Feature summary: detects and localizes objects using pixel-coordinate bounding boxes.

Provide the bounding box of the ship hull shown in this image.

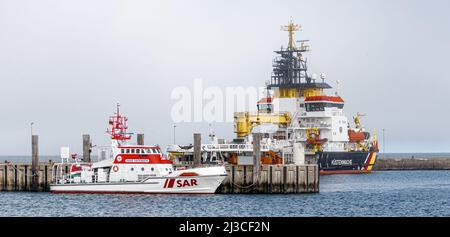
[50,175,226,194]
[318,151,377,175]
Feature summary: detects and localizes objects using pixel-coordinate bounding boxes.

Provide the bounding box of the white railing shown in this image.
[203,143,273,152]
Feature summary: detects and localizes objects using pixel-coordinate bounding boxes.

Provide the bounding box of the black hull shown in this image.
[317,151,377,174]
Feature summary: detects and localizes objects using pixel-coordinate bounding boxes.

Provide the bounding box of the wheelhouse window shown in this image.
[306,103,324,112]
[257,104,273,113]
[306,102,344,111]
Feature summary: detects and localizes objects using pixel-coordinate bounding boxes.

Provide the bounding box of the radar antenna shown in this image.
[281,17,301,50]
[106,103,132,143]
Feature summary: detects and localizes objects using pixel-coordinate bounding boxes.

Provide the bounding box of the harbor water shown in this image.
[1,170,449,217]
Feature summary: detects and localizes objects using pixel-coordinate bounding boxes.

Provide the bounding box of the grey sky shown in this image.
[1,0,449,155]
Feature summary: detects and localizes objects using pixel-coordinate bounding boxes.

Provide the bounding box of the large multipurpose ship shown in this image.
[168,20,378,174]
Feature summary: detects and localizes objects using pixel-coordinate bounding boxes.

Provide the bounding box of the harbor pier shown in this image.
[0,162,69,192]
[218,164,319,194]
[0,162,319,193]
[0,133,319,193]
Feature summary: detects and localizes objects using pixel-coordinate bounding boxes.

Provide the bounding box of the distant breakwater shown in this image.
[374,158,450,170]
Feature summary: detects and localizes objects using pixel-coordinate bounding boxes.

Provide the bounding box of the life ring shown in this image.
[112,165,119,172]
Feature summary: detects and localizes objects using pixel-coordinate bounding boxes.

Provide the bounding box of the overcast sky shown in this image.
[1,0,449,155]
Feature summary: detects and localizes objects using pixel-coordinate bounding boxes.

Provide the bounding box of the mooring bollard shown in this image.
[193,133,201,167]
[31,135,39,192]
[252,133,261,187]
[83,134,91,162]
[137,134,144,145]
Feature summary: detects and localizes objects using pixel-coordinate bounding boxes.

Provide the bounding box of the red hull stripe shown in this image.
[51,191,214,195]
[320,170,371,175]
[363,152,376,171]
[167,179,175,188]
[179,172,199,177]
[163,179,169,188]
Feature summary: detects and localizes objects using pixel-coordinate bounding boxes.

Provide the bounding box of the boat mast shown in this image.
[106,103,132,145]
[269,19,331,96]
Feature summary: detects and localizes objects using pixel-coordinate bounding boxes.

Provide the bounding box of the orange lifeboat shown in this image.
[307,137,328,145]
[348,129,366,142]
[306,128,328,145]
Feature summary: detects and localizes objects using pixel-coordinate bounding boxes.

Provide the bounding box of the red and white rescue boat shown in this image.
[50,104,227,194]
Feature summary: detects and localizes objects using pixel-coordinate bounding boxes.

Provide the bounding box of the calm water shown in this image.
[0,170,449,217]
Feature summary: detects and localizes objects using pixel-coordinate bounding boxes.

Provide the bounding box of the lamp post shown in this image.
[30,122,34,136]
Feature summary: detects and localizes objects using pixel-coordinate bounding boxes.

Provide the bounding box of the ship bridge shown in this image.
[304,96,345,112]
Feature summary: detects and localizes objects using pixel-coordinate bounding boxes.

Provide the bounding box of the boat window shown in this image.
[131,149,135,153]
[121,149,124,153]
[136,149,140,154]
[152,149,158,153]
[306,102,344,112]
[306,103,324,112]
[131,167,134,171]
[146,149,152,153]
[257,104,273,113]
[151,167,154,171]
[141,167,144,171]
[126,149,130,154]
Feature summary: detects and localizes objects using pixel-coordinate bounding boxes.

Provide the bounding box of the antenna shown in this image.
[281,17,301,50]
[320,73,326,81]
[107,103,132,143]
